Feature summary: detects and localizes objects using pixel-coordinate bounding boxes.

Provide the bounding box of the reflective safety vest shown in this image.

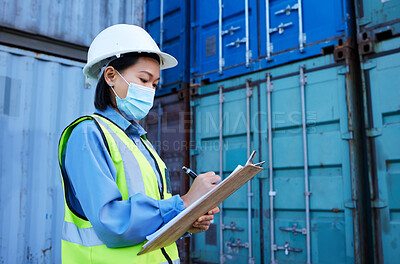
[58,114,179,264]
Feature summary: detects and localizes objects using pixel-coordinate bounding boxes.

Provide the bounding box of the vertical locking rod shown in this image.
[246,79,254,264]
[218,0,224,74]
[265,0,272,60]
[245,0,250,67]
[300,65,311,264]
[159,0,164,86]
[266,73,276,264]
[297,0,305,52]
[219,85,225,264]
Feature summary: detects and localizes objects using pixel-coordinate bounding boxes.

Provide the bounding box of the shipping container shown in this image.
[0,45,93,263]
[0,0,144,47]
[355,0,400,59]
[1,1,399,263]
[190,52,369,263]
[355,0,400,29]
[359,36,400,263]
[145,0,190,96]
[190,0,353,84]
[142,90,192,262]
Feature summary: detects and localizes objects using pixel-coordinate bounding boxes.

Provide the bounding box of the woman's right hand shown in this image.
[180,171,221,208]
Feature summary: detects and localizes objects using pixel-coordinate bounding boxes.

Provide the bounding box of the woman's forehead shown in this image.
[125,57,160,75]
[129,57,160,71]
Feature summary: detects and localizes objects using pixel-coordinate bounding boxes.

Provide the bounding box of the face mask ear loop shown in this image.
[109,83,120,99]
[115,70,130,86]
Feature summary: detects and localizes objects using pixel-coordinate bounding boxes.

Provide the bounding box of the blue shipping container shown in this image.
[145,0,190,96]
[190,0,352,84]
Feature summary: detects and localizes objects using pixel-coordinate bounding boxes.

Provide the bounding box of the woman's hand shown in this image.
[188,207,220,233]
[180,171,221,208]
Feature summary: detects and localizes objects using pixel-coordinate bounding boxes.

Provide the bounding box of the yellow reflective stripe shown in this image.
[93,115,160,199]
[95,121,129,200]
[62,240,180,263]
[93,116,147,196]
[62,221,104,247]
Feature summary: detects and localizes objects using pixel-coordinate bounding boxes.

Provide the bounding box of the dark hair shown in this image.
[94,52,160,111]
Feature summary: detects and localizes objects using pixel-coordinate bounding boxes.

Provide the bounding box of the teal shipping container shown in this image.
[359,36,400,263]
[190,34,400,264]
[191,54,358,264]
[355,0,400,29]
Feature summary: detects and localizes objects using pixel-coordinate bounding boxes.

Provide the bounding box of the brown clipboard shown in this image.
[138,151,264,255]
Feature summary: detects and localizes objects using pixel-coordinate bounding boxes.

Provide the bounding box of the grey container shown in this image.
[0,0,144,47]
[0,44,94,263]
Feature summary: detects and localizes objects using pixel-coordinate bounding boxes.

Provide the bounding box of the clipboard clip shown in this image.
[246,150,257,165]
[245,150,266,167]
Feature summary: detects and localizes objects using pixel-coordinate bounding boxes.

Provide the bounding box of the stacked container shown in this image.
[0,0,399,263]
[0,0,143,263]
[145,0,190,96]
[190,0,350,84]
[143,0,192,261]
[355,0,400,263]
[187,0,400,263]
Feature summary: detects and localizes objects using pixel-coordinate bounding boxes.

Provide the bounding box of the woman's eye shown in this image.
[153,83,158,89]
[140,78,148,83]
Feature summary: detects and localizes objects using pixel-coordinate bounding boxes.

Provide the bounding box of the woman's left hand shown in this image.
[188,207,220,233]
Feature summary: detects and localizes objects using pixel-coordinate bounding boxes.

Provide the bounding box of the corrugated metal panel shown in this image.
[142,91,191,262]
[360,36,400,264]
[0,45,94,263]
[355,0,400,58]
[191,54,359,263]
[356,0,400,28]
[144,93,189,195]
[145,0,190,96]
[0,0,144,47]
[190,0,351,83]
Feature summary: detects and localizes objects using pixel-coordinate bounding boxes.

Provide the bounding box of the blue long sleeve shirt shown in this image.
[63,106,186,248]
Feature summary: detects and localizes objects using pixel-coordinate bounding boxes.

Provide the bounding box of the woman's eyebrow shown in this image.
[139,70,160,80]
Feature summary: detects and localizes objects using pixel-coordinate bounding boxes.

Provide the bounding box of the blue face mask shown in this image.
[110,70,155,120]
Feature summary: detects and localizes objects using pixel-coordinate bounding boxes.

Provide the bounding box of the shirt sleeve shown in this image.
[64,120,186,248]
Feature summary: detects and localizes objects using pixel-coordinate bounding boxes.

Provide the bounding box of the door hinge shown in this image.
[366,127,382,138]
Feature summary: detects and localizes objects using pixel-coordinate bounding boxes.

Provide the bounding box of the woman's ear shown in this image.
[104,66,116,86]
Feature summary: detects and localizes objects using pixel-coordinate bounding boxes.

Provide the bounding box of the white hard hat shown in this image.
[83,24,178,80]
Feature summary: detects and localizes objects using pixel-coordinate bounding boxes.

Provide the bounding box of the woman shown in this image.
[58,24,220,264]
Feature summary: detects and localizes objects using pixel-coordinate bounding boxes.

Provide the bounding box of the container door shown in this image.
[0,44,90,263]
[363,50,400,263]
[192,0,220,77]
[192,0,250,77]
[146,0,189,96]
[192,84,259,263]
[258,0,345,60]
[356,0,400,27]
[221,0,248,69]
[259,63,356,263]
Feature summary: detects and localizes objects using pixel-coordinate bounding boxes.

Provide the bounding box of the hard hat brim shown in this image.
[83,49,178,80]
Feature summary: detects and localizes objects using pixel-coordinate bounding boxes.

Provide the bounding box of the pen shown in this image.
[182,166,214,221]
[182,166,198,180]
